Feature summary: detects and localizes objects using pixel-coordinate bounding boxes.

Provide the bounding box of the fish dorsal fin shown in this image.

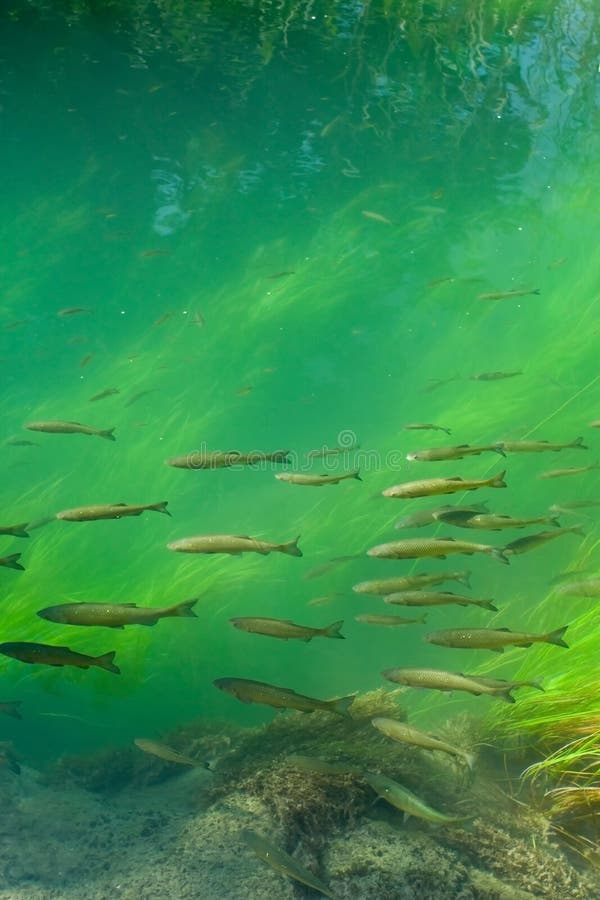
[111,502,128,507]
[441,536,456,541]
[116,603,138,607]
[447,477,464,482]
[497,627,512,632]
[67,421,84,425]
[457,444,469,448]
[233,534,253,540]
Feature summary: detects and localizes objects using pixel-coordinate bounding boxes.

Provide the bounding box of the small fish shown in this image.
[547,257,568,270]
[230,617,344,641]
[353,571,471,595]
[140,249,171,258]
[89,388,120,402]
[56,501,170,522]
[275,470,361,487]
[554,579,600,598]
[384,591,497,611]
[355,613,427,626]
[165,449,290,469]
[421,375,459,393]
[550,501,600,517]
[153,312,173,327]
[503,525,584,556]
[124,389,158,407]
[395,504,488,529]
[425,624,569,652]
[285,755,362,777]
[214,677,355,717]
[469,371,523,381]
[436,510,560,531]
[589,420,600,429]
[4,439,39,447]
[168,534,302,557]
[365,773,467,825]
[0,523,29,538]
[0,553,24,571]
[37,597,198,628]
[0,701,23,719]
[303,556,360,580]
[404,423,451,435]
[242,830,337,899]
[382,667,517,702]
[134,738,208,768]
[306,593,343,607]
[426,277,455,288]
[367,536,508,564]
[383,470,507,499]
[25,420,116,441]
[478,288,540,301]
[361,209,394,225]
[0,641,120,673]
[538,464,600,479]
[79,353,94,368]
[371,717,475,770]
[462,674,544,694]
[57,306,92,317]
[496,436,587,453]
[235,385,254,397]
[4,319,29,330]
[406,444,504,462]
[266,271,296,279]
[306,444,359,459]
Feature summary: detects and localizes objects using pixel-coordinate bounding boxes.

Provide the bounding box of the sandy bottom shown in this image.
[1,760,599,900]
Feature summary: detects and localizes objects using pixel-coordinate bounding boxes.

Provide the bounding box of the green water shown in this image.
[0,0,598,770]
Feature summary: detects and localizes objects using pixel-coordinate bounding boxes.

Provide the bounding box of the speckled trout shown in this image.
[371,717,475,770]
[382,667,517,702]
[425,625,569,652]
[383,470,506,498]
[213,677,355,717]
[353,571,471,595]
[167,534,302,557]
[24,420,116,440]
[367,536,508,564]
[365,773,468,825]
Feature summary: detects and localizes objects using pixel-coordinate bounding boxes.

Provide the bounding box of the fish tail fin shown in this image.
[280,536,302,557]
[546,625,569,648]
[8,523,29,538]
[490,469,507,488]
[149,501,171,517]
[492,444,506,457]
[572,436,587,449]
[548,516,561,527]
[458,571,471,587]
[95,651,120,674]
[2,553,24,571]
[1,701,23,719]
[490,548,509,565]
[352,470,362,481]
[99,427,117,441]
[443,427,452,435]
[463,752,476,772]
[532,288,541,295]
[417,614,428,624]
[323,620,345,639]
[329,693,356,718]
[529,679,545,692]
[570,524,586,536]
[479,599,498,611]
[168,597,199,618]
[496,689,516,704]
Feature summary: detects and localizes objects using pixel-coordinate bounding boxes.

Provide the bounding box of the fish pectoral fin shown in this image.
[520,642,533,648]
